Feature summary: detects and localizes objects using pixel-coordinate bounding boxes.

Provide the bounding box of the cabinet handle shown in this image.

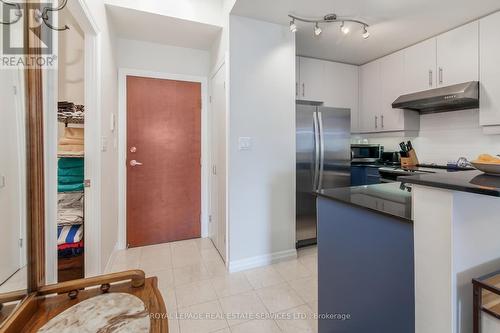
[302,83,305,97]
[439,67,443,85]
[296,82,298,97]
[381,115,384,128]
[429,70,433,87]
[375,116,378,129]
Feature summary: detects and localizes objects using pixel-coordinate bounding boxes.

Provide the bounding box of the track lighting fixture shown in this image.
[288,13,370,39]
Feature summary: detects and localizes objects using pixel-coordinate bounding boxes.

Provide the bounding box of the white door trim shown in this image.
[117,68,210,250]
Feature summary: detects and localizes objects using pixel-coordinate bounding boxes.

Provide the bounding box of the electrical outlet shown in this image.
[238,137,252,151]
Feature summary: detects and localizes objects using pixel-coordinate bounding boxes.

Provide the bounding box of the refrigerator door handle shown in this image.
[317,111,325,191]
[313,111,320,191]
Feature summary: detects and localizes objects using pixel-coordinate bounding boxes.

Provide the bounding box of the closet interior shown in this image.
[56,7,85,282]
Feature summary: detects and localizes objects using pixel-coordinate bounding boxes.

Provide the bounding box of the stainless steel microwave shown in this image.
[351,144,383,163]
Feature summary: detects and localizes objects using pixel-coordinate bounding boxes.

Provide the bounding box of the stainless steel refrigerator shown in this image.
[296,102,351,247]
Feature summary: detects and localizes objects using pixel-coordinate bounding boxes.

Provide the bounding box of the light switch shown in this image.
[238,137,252,151]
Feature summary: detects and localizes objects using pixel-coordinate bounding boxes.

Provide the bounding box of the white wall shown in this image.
[104,0,223,27]
[85,0,119,272]
[59,9,85,105]
[116,38,210,76]
[228,15,296,269]
[354,110,500,164]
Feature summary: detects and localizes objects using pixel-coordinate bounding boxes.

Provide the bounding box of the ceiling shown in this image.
[231,0,500,65]
[106,5,222,51]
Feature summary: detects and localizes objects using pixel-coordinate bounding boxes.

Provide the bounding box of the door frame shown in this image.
[45,0,102,282]
[117,68,209,249]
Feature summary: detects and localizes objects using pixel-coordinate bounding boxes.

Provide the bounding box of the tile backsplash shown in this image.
[353,109,500,164]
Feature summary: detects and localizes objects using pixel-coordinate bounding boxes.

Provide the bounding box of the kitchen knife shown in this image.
[400,142,407,153]
[407,141,413,151]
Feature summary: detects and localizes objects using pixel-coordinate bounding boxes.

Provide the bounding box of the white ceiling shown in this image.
[231,0,500,65]
[106,5,222,51]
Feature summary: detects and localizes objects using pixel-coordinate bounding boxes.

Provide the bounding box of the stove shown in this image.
[378,164,473,183]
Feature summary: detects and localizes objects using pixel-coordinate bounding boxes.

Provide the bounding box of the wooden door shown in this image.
[126,76,201,247]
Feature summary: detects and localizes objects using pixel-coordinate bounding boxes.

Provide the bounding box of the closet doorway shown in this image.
[124,75,204,248]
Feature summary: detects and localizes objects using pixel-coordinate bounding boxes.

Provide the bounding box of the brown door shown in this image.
[126,76,201,247]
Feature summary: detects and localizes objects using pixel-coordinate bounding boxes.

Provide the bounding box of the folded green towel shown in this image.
[58,167,84,177]
[58,183,84,193]
[58,175,84,184]
[58,158,84,169]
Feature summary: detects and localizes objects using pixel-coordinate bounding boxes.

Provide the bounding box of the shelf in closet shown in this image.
[57,154,84,158]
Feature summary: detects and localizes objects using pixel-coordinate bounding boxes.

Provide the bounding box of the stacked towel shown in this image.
[58,157,84,192]
[58,101,84,124]
[58,127,84,156]
[57,224,84,245]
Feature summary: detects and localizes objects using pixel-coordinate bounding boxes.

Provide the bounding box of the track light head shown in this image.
[290,19,297,33]
[340,21,350,34]
[314,23,322,36]
[362,26,370,39]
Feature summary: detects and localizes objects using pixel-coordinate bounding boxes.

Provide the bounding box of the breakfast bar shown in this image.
[400,170,500,333]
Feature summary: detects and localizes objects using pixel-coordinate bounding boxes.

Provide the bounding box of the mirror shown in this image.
[0,0,28,319]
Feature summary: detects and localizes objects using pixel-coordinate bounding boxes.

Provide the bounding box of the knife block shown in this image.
[401,149,419,167]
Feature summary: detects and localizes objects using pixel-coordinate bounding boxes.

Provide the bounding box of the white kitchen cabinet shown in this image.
[404,38,437,93]
[436,21,479,87]
[380,51,406,131]
[323,61,359,132]
[479,11,500,127]
[359,60,382,132]
[298,56,325,102]
[295,56,300,99]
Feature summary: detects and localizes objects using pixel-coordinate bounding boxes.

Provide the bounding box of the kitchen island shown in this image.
[398,170,500,333]
[316,182,415,333]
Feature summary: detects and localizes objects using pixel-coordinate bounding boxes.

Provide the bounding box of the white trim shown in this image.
[228,249,297,273]
[117,68,210,249]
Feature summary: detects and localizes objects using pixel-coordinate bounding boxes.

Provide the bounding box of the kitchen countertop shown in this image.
[316,182,412,221]
[399,170,500,197]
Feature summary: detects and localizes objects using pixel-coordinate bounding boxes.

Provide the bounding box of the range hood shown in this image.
[392,81,479,114]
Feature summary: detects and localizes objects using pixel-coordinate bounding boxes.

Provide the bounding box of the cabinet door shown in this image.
[437,21,479,86]
[295,56,300,99]
[480,12,500,126]
[380,51,405,131]
[359,60,381,132]
[324,62,359,132]
[299,57,325,102]
[404,38,437,93]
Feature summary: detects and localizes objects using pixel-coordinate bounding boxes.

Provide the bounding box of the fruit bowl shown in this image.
[471,162,500,176]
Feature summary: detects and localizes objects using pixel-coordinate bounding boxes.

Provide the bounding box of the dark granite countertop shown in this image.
[316,182,412,221]
[399,170,500,197]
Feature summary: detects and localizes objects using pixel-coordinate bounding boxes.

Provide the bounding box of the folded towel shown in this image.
[63,127,84,140]
[57,224,83,245]
[58,144,84,155]
[58,183,84,193]
[58,175,84,184]
[58,192,84,209]
[58,158,84,169]
[58,240,84,250]
[58,208,83,226]
[58,167,84,177]
[58,137,84,145]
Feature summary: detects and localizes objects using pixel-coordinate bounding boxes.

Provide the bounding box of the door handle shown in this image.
[313,112,320,191]
[302,83,305,97]
[375,116,378,129]
[317,111,325,191]
[439,67,443,85]
[130,160,143,166]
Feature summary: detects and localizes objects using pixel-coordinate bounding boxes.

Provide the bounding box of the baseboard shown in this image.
[228,248,297,273]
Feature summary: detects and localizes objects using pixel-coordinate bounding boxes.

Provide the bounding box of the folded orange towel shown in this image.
[59,137,84,145]
[64,127,84,140]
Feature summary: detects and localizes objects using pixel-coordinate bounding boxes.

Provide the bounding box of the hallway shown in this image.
[106,240,318,333]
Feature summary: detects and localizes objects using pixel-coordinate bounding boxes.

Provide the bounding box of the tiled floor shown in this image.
[0,266,27,294]
[106,238,318,333]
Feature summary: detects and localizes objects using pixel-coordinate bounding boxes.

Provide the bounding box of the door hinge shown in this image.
[13,85,17,95]
[212,165,217,175]
[126,243,130,249]
[19,238,23,248]
[209,215,212,223]
[209,96,212,103]
[84,179,91,188]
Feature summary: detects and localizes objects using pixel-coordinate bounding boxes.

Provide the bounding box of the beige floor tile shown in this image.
[167,317,180,333]
[175,279,217,308]
[204,258,228,277]
[212,329,230,333]
[244,266,284,289]
[308,299,318,314]
[200,247,223,262]
[255,283,305,313]
[173,263,212,286]
[171,245,203,268]
[158,283,178,312]
[275,304,317,333]
[194,238,216,250]
[298,255,318,275]
[273,259,312,282]
[230,319,281,333]
[141,242,171,257]
[149,269,175,289]
[211,272,253,298]
[140,254,173,274]
[288,276,318,304]
[178,300,228,333]
[297,246,317,258]
[218,290,268,326]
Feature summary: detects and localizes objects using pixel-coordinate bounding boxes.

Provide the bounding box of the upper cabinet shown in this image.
[404,39,437,93]
[297,57,325,102]
[479,11,500,128]
[436,21,479,86]
[296,56,359,132]
[380,51,407,131]
[359,60,381,132]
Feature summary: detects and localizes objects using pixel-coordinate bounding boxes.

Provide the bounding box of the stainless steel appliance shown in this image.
[392,81,479,113]
[351,144,383,163]
[296,102,351,247]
